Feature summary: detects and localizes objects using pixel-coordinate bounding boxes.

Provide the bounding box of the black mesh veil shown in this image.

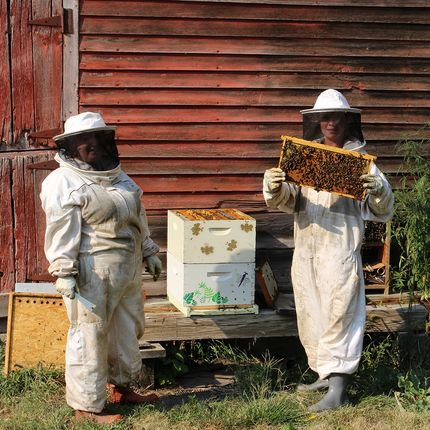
[302,111,364,144]
[55,130,119,170]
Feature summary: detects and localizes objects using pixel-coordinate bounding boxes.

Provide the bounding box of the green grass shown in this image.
[1,334,430,430]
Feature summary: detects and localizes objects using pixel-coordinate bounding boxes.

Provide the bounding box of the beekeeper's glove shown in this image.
[361,174,387,198]
[55,276,76,299]
[145,255,162,282]
[264,168,286,193]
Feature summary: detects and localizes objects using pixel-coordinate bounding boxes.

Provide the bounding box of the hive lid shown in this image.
[170,209,255,221]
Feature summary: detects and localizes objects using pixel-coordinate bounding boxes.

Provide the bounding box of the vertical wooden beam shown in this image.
[62,0,79,121]
[31,0,63,145]
[29,153,55,278]
[0,158,15,293]
[0,0,12,146]
[11,156,27,284]
[9,0,34,146]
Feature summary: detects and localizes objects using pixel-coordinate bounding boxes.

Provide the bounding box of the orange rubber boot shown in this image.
[108,383,159,405]
[75,410,122,425]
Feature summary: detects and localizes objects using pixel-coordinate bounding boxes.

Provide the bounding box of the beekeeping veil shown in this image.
[53,112,119,170]
[300,89,364,144]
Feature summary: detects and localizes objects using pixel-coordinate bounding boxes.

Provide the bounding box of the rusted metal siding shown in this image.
[78,0,430,213]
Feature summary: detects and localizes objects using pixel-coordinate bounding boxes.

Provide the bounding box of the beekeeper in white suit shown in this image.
[40,112,162,425]
[263,89,394,413]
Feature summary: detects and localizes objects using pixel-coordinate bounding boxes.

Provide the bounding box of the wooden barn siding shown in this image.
[0,152,55,293]
[76,0,430,296]
[0,0,63,148]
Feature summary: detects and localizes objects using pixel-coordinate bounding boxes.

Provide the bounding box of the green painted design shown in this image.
[212,292,229,304]
[184,292,197,306]
[185,282,229,305]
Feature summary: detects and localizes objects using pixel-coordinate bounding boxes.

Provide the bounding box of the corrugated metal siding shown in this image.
[78,0,430,214]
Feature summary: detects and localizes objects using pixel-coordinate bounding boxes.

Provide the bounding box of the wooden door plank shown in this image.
[31,0,63,145]
[30,153,55,278]
[63,0,80,121]
[0,159,15,293]
[11,157,26,283]
[0,0,12,146]
[22,156,37,281]
[9,0,34,144]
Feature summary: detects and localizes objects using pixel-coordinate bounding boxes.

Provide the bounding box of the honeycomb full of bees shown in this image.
[278,135,376,201]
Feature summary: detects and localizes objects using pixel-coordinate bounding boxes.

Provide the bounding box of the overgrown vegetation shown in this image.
[389,121,430,300]
[1,333,430,429]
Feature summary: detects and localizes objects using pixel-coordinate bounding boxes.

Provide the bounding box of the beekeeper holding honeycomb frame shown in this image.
[263,89,394,413]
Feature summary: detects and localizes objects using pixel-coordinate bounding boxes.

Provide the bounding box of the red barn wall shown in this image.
[1,0,429,295]
[75,0,430,295]
[77,0,430,215]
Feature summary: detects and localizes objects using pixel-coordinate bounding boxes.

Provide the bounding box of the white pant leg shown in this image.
[107,257,145,387]
[63,252,143,412]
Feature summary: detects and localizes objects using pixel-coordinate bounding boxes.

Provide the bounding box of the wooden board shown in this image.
[141,296,426,341]
[278,135,376,201]
[2,293,426,371]
[80,2,430,24]
[0,0,11,145]
[4,293,69,374]
[255,259,279,306]
[0,159,15,293]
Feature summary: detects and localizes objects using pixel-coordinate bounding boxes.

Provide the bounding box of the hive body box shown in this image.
[167,209,258,316]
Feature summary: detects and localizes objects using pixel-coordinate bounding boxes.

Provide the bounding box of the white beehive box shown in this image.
[167,252,257,316]
[168,209,256,264]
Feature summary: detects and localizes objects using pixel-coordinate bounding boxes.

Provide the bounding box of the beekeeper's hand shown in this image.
[145,255,162,282]
[361,174,387,197]
[55,276,76,299]
[264,168,286,193]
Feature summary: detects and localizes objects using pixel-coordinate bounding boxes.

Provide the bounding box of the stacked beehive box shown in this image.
[167,209,258,316]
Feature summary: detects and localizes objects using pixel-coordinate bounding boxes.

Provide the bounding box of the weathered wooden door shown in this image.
[0,0,65,293]
[1,0,64,148]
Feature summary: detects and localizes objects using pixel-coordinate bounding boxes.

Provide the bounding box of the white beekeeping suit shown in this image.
[263,89,394,413]
[40,112,161,424]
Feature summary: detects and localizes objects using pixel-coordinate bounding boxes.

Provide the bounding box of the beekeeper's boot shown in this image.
[307,373,349,413]
[295,377,329,394]
[108,383,159,405]
[75,410,122,425]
